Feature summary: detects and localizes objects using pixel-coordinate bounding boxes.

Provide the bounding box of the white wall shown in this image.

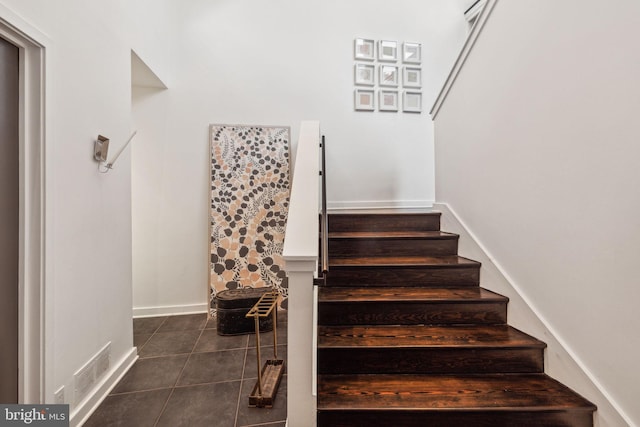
[434,1,640,425]
[0,0,172,421]
[131,0,469,314]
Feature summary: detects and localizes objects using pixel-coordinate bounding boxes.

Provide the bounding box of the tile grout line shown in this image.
[122,317,167,404]
[153,316,207,427]
[108,375,250,398]
[234,334,250,427]
[151,388,174,427]
[135,334,152,354]
[133,317,167,362]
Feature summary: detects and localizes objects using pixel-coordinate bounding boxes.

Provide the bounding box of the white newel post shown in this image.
[285,261,317,427]
[283,121,320,427]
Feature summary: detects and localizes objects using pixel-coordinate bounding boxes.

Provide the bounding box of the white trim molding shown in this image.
[430,0,498,120]
[434,202,633,427]
[328,199,434,212]
[132,303,208,318]
[71,349,138,427]
[0,3,51,404]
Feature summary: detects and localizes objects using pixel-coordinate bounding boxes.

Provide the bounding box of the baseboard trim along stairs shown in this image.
[316,212,596,427]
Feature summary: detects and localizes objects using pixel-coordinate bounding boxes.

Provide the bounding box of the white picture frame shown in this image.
[355,89,375,111]
[354,38,375,61]
[403,91,422,113]
[379,90,398,112]
[379,65,399,87]
[403,67,422,88]
[403,42,421,64]
[378,40,398,62]
[354,63,375,86]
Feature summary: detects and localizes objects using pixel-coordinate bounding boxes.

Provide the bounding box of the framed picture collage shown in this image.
[353,38,422,113]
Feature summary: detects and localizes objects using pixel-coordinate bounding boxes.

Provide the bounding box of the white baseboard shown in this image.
[327,199,434,212]
[71,348,137,427]
[434,202,632,427]
[133,303,208,318]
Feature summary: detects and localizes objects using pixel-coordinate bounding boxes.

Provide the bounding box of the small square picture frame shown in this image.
[378,40,398,62]
[403,42,422,64]
[379,90,399,112]
[403,67,422,88]
[403,91,422,113]
[354,63,375,86]
[354,38,375,61]
[379,65,399,87]
[355,89,375,111]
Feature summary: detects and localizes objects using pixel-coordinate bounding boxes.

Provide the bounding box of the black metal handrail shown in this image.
[320,135,328,282]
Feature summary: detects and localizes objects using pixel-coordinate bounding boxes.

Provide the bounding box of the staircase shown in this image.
[317,212,596,427]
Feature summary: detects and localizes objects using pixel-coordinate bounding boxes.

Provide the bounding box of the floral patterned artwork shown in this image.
[209,125,290,316]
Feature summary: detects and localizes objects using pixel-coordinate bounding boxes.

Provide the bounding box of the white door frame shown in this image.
[0,4,50,403]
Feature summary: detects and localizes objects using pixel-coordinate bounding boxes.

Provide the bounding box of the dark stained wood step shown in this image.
[330,255,476,266]
[318,286,504,302]
[318,325,545,374]
[318,409,594,427]
[318,287,507,325]
[330,231,453,238]
[328,212,441,233]
[317,374,596,427]
[329,231,459,257]
[327,256,481,286]
[318,324,544,348]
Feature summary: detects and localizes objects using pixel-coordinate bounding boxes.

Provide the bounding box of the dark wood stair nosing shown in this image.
[329,255,481,268]
[318,298,509,304]
[318,343,546,349]
[327,232,461,258]
[316,373,597,411]
[328,231,459,240]
[317,286,509,302]
[317,324,547,350]
[317,288,509,326]
[317,406,596,413]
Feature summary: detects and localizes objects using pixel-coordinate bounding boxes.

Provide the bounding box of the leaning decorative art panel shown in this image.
[209,125,291,316]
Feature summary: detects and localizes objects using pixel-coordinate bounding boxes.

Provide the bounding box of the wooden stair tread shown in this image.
[317,325,546,348]
[317,374,596,411]
[318,287,508,326]
[329,231,457,239]
[330,255,479,267]
[318,286,506,303]
[329,212,440,217]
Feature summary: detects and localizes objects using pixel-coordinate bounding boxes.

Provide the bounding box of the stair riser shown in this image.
[318,302,507,325]
[317,410,594,427]
[329,238,458,258]
[318,348,544,375]
[327,266,480,286]
[329,214,440,233]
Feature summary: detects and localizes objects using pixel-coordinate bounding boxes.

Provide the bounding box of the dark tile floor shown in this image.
[85,312,287,427]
